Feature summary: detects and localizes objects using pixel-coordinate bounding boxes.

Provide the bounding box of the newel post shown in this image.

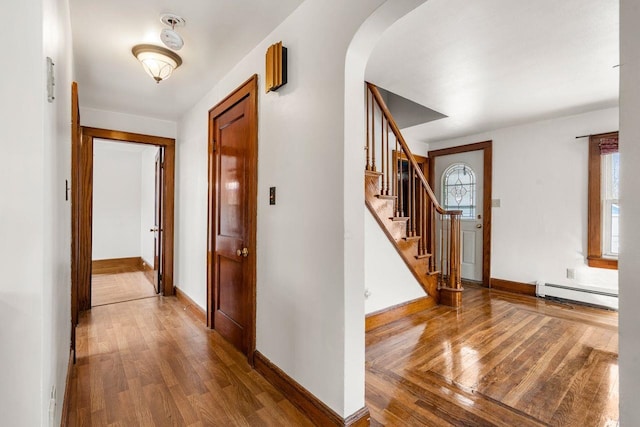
[441,212,463,307]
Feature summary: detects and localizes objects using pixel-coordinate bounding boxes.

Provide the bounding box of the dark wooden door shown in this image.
[153,149,163,293]
[209,81,257,356]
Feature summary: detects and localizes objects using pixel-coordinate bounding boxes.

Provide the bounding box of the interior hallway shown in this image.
[366,286,619,426]
[66,292,314,425]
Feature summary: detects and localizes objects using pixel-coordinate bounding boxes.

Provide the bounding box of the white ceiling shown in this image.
[69,0,304,121]
[366,0,619,143]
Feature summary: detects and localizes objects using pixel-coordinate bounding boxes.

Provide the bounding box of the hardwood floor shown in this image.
[92,271,157,307]
[69,278,618,426]
[66,295,314,426]
[366,285,619,426]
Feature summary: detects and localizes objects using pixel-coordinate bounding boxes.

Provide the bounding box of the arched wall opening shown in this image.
[342,0,427,415]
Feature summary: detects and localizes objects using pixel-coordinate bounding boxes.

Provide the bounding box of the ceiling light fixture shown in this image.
[132,44,182,83]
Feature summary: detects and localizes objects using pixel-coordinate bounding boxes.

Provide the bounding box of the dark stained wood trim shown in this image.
[70,82,80,362]
[75,127,176,302]
[78,133,93,311]
[482,144,493,285]
[175,287,207,324]
[344,406,371,427]
[428,141,492,157]
[141,258,154,284]
[80,127,175,146]
[587,256,618,270]
[60,349,74,427]
[587,132,618,270]
[161,143,176,295]
[365,296,436,332]
[207,75,258,366]
[490,278,537,296]
[428,141,493,287]
[254,351,370,426]
[91,257,143,274]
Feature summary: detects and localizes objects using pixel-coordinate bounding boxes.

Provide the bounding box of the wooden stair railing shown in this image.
[365,82,463,307]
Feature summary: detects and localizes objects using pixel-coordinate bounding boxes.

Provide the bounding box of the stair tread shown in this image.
[427,270,441,276]
[415,254,433,259]
[390,216,410,222]
[376,194,397,200]
[365,169,383,177]
[403,236,421,242]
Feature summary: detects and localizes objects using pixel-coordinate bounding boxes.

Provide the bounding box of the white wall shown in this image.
[619,0,640,423]
[92,141,142,260]
[0,2,46,425]
[42,0,74,424]
[0,0,73,425]
[175,0,429,417]
[364,209,426,313]
[140,146,159,266]
[429,108,619,296]
[80,107,177,138]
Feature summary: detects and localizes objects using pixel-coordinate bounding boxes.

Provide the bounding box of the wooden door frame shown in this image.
[72,126,176,311]
[428,141,493,287]
[207,75,258,365]
[70,83,80,359]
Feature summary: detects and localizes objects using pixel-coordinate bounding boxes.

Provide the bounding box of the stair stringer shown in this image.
[365,171,440,303]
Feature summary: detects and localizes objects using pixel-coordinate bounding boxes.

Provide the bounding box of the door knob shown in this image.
[236,247,249,257]
[476,224,482,229]
[150,227,158,232]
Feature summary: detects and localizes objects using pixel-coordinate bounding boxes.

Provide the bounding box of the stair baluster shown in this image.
[364,82,463,306]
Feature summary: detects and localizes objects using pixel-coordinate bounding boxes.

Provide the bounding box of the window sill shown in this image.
[587,256,618,270]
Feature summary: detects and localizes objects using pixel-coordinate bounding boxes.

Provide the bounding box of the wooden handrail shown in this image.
[366,82,461,217]
[365,82,462,298]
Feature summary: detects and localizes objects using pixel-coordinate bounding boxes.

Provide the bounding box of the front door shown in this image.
[434,150,484,281]
[208,76,257,358]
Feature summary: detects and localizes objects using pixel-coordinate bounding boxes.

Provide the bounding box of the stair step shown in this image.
[427,270,441,276]
[403,235,421,242]
[376,194,397,200]
[390,216,410,222]
[365,169,383,177]
[415,253,433,260]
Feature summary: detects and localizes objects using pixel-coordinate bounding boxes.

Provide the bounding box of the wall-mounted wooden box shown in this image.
[265,41,287,93]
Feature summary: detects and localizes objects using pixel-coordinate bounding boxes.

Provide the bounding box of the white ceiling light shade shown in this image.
[132,44,182,83]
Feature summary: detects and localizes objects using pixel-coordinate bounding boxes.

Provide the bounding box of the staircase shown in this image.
[364,83,463,307]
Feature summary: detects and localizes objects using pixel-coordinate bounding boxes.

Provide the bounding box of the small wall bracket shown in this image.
[47,57,55,103]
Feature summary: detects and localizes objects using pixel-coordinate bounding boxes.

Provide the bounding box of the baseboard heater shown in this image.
[536,282,618,310]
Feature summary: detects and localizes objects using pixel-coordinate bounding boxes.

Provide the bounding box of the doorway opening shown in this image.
[71,126,176,319]
[90,140,163,306]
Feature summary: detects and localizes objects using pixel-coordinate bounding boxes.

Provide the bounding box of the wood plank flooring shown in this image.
[366,285,619,426]
[69,275,618,426]
[92,271,157,307]
[66,292,314,426]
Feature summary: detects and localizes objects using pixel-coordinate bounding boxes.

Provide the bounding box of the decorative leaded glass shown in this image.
[442,163,476,218]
